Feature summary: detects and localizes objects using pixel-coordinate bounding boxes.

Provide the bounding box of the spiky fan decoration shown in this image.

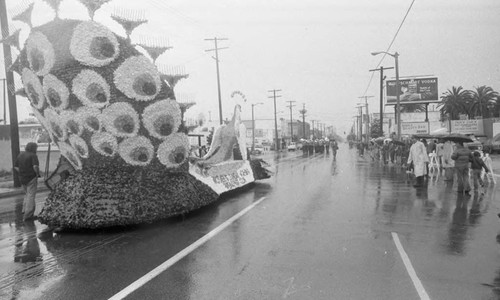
[12,2,34,28]
[111,8,147,40]
[43,0,64,18]
[78,0,111,20]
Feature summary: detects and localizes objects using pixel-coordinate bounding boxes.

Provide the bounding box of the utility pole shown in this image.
[286,100,296,143]
[299,103,307,139]
[359,96,373,143]
[311,120,319,139]
[251,102,263,152]
[357,106,363,142]
[1,78,5,124]
[369,66,393,137]
[268,89,281,151]
[0,0,20,187]
[205,37,228,125]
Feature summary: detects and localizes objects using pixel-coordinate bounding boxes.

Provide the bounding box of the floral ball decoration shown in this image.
[43,74,70,111]
[26,31,55,76]
[101,102,140,138]
[72,69,111,108]
[157,133,190,168]
[70,21,120,67]
[22,68,46,110]
[142,99,181,140]
[91,132,118,157]
[59,142,83,170]
[77,106,102,133]
[69,135,89,159]
[118,136,155,166]
[114,56,162,101]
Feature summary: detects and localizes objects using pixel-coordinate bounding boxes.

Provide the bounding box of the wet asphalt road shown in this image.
[1,146,500,299]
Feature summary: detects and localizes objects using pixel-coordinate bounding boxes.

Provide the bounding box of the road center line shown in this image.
[391,232,431,300]
[108,196,267,300]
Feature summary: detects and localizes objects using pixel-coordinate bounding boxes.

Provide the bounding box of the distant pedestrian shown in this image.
[407,137,429,187]
[14,142,41,221]
[331,139,339,160]
[451,141,472,195]
[470,151,489,193]
[441,141,455,181]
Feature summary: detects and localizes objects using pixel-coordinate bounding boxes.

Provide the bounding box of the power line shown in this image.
[362,0,416,97]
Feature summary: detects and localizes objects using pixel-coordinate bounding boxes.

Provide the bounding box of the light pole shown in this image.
[251,102,263,152]
[371,51,400,140]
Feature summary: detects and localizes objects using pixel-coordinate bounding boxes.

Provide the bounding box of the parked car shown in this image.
[464,134,483,154]
[287,142,297,151]
[483,134,500,154]
[251,145,264,155]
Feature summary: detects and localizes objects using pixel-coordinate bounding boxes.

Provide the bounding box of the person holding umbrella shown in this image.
[451,141,472,195]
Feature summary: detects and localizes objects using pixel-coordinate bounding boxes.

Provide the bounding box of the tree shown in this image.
[370,118,383,138]
[468,86,499,118]
[400,103,426,113]
[438,86,469,120]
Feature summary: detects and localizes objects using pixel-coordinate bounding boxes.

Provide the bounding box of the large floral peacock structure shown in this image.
[4,0,270,229]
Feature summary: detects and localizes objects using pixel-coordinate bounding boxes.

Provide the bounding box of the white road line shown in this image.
[391,232,431,300]
[108,196,267,300]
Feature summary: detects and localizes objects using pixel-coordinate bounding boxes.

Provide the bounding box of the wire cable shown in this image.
[362,0,417,97]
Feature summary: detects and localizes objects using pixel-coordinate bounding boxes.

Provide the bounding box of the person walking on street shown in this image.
[407,137,429,187]
[331,139,339,161]
[14,142,41,221]
[441,140,455,181]
[451,141,472,195]
[470,151,489,194]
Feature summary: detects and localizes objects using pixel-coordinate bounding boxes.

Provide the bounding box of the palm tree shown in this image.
[438,86,469,120]
[468,86,499,118]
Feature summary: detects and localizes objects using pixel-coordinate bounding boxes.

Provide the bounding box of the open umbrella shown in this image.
[391,140,405,146]
[439,133,473,144]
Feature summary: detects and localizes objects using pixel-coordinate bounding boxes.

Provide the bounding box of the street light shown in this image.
[371,51,400,140]
[251,102,263,152]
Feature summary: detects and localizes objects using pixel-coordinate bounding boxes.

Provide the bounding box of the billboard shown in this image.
[386,77,438,104]
[401,122,429,135]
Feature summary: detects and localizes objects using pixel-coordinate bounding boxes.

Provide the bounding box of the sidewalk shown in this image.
[0,177,49,198]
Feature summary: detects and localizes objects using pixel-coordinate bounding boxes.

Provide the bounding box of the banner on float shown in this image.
[386,77,438,104]
[189,160,255,195]
[401,122,429,135]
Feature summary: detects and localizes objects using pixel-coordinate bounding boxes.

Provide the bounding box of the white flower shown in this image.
[101,102,140,138]
[72,69,110,108]
[157,133,189,168]
[114,56,161,101]
[26,31,55,76]
[60,110,84,136]
[142,99,181,140]
[70,21,120,67]
[91,132,118,157]
[43,74,70,112]
[31,107,54,142]
[59,142,83,170]
[44,108,67,141]
[118,136,154,166]
[21,68,45,110]
[76,106,102,133]
[69,135,89,158]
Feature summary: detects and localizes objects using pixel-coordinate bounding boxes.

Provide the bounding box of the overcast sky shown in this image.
[2,0,500,135]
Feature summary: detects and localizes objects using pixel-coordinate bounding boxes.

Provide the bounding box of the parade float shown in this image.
[3,0,271,229]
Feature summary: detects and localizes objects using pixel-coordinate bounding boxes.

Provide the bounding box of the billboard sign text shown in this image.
[386,77,438,104]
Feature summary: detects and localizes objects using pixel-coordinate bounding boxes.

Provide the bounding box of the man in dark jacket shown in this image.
[14,142,41,221]
[470,151,489,193]
[451,142,472,195]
